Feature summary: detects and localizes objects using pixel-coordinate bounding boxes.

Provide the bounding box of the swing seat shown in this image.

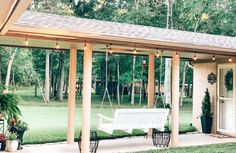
[97,108,169,134]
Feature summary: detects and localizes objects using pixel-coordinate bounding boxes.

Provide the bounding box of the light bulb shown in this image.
[175,52,178,57]
[56,39,59,49]
[212,56,215,61]
[25,39,28,45]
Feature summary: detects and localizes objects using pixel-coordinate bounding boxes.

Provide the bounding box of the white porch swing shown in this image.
[97,48,169,134]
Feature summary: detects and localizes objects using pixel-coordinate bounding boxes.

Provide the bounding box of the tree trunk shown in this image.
[57,52,65,101]
[164,0,174,104]
[0,55,2,85]
[45,51,50,103]
[12,68,15,93]
[164,58,172,104]
[64,67,69,98]
[117,57,120,106]
[142,81,146,100]
[121,85,124,102]
[166,0,174,29]
[131,55,136,105]
[5,48,17,93]
[35,83,38,97]
[180,62,188,106]
[139,59,144,106]
[52,75,57,97]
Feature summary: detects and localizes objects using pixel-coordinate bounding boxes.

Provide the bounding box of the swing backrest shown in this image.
[112,108,169,130]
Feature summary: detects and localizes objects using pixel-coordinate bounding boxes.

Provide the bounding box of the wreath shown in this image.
[224,69,233,91]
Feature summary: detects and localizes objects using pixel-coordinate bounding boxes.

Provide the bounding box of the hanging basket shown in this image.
[78,130,99,153]
[152,129,171,147]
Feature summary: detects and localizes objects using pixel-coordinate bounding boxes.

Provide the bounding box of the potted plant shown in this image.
[6,132,18,152]
[0,94,22,120]
[9,119,28,150]
[152,98,171,147]
[200,88,213,134]
[0,133,6,151]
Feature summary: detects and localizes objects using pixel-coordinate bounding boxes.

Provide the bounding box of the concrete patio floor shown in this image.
[4,134,236,153]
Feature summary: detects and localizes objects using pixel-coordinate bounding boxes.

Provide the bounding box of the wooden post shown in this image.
[148,53,155,108]
[67,46,77,144]
[148,52,155,136]
[171,52,180,147]
[81,43,93,153]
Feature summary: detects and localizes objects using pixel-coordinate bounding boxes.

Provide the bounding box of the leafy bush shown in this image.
[7,132,17,141]
[0,94,22,120]
[15,120,29,131]
[201,88,212,117]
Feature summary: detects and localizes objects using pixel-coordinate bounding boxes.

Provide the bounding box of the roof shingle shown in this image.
[14,11,236,50]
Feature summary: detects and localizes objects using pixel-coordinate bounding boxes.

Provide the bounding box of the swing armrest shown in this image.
[97,114,114,123]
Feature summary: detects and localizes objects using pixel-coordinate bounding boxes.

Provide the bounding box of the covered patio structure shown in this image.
[1,1,236,153]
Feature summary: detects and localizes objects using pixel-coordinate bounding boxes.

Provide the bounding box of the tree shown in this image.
[56,51,65,101]
[131,55,136,105]
[45,51,50,103]
[115,56,120,106]
[164,0,175,104]
[5,48,18,93]
[201,88,212,117]
[0,52,2,85]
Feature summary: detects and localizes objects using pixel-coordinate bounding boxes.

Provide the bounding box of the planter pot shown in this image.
[6,140,18,152]
[152,130,171,147]
[17,129,25,150]
[0,141,6,151]
[78,130,99,153]
[9,126,26,150]
[201,116,212,134]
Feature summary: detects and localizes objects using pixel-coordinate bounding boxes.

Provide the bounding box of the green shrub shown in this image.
[201,88,212,117]
[0,94,22,120]
[7,132,17,141]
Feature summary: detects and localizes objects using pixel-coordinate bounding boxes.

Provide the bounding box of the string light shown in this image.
[155,49,160,58]
[24,34,28,45]
[109,44,112,54]
[212,55,215,61]
[133,45,137,54]
[175,52,178,57]
[56,39,59,49]
[193,52,197,61]
[84,40,87,50]
[229,57,232,62]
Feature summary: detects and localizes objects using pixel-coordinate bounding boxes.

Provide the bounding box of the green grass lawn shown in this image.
[11,88,196,144]
[20,106,195,144]
[136,143,236,153]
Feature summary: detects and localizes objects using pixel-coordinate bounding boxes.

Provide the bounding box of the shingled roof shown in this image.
[12,11,236,52]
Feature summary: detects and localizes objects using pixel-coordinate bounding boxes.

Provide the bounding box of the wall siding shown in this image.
[193,63,217,133]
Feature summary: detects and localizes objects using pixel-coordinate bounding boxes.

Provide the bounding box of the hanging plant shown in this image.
[224,69,233,91]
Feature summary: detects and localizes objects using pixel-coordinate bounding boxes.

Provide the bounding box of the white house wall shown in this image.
[193,63,217,133]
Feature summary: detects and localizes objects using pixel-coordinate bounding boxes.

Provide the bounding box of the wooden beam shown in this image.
[0,0,32,35]
[81,43,93,153]
[148,52,155,108]
[7,26,236,54]
[171,51,180,147]
[67,46,77,144]
[147,52,155,136]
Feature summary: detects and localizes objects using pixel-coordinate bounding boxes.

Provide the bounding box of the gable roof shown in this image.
[5,11,236,54]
